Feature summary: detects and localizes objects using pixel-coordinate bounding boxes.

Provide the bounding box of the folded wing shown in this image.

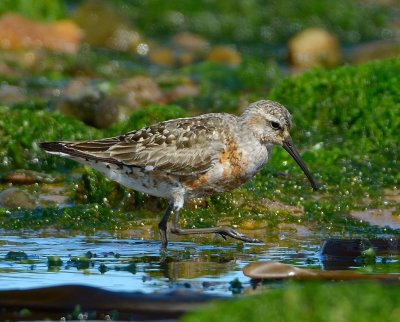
[40,116,231,176]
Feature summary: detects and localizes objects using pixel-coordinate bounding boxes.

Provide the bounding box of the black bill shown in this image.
[282,137,318,190]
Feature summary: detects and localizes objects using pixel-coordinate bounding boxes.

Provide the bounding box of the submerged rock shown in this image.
[0,188,36,209]
[47,256,63,267]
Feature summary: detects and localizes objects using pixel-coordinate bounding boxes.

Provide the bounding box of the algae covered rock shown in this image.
[128,0,394,46]
[269,58,399,148]
[71,167,126,208]
[0,104,100,171]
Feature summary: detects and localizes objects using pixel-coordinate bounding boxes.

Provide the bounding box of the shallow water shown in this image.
[1,227,398,296]
[0,228,322,295]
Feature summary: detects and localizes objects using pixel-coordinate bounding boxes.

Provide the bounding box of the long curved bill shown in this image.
[282,137,318,190]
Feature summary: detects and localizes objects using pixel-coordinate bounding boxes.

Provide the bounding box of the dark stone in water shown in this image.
[321,238,400,270]
[5,251,28,261]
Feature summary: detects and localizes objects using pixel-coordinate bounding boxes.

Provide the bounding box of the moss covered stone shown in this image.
[0,105,99,172]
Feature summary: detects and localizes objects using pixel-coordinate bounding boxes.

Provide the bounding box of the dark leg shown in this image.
[170,206,262,243]
[158,203,174,247]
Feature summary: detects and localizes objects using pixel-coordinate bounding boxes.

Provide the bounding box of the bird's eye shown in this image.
[270,121,281,130]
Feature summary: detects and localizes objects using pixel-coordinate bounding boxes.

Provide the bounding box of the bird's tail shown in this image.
[39,140,121,165]
[39,141,70,153]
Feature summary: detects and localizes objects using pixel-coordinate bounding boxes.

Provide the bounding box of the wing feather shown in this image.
[45,115,235,175]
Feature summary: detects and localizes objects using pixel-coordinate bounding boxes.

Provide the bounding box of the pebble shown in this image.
[0,13,82,54]
[148,46,176,66]
[112,76,164,111]
[288,28,341,68]
[172,32,209,52]
[207,45,242,66]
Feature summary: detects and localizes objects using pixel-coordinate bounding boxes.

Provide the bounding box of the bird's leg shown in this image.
[170,206,262,243]
[158,203,174,248]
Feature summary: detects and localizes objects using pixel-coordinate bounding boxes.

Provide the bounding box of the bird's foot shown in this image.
[170,226,262,243]
[216,227,262,243]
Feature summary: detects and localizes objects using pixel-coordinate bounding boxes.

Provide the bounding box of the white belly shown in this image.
[101,164,178,198]
[71,157,181,199]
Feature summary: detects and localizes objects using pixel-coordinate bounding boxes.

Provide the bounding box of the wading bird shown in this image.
[40,100,318,247]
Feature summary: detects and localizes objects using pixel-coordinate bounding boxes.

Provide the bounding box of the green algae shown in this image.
[176,58,400,236]
[68,256,90,269]
[71,167,128,207]
[1,59,399,237]
[0,204,125,232]
[182,282,400,322]
[47,256,63,267]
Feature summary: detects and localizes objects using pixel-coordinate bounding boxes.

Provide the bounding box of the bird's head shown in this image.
[242,100,318,190]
